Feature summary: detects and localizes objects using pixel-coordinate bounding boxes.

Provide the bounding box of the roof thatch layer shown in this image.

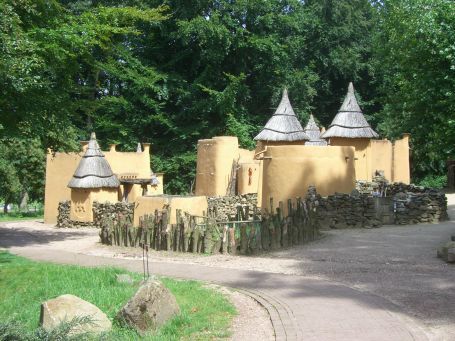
[321,83,379,139]
[254,89,310,142]
[304,114,327,146]
[68,132,120,189]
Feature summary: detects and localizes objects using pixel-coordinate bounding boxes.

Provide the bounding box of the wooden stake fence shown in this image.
[99,197,319,255]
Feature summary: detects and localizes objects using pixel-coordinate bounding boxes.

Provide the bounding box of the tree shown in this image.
[373,0,455,178]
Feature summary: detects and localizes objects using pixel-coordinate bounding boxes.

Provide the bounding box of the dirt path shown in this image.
[1,193,454,340]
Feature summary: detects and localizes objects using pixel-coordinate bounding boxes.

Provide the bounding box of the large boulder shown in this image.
[40,294,112,334]
[116,279,180,333]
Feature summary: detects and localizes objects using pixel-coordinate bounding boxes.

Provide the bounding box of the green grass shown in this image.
[0,251,236,340]
[0,210,44,222]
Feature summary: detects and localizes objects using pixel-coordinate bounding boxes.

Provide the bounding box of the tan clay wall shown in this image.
[237,161,261,195]
[238,148,255,163]
[104,148,150,179]
[254,140,306,154]
[69,189,91,222]
[44,152,83,224]
[370,140,393,181]
[69,188,117,222]
[330,137,371,181]
[392,134,411,184]
[134,195,208,226]
[195,136,239,196]
[261,145,356,214]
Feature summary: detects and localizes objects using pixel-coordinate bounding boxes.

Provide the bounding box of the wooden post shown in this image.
[240,206,248,254]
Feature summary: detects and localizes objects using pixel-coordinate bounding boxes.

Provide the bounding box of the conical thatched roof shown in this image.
[304,114,327,146]
[321,83,379,139]
[254,89,309,142]
[68,132,120,189]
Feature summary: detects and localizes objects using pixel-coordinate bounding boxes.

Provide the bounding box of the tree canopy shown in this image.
[0,0,453,198]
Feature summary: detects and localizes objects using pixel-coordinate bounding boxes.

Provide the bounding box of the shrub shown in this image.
[416,175,447,189]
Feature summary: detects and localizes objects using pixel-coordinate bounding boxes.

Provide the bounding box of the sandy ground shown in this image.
[1,193,454,339]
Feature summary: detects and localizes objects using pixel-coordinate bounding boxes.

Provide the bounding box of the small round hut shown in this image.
[304,114,327,146]
[254,88,309,151]
[321,82,379,180]
[68,132,120,222]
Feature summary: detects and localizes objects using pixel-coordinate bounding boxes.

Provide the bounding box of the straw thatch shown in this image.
[254,89,309,142]
[304,114,327,146]
[68,132,120,189]
[321,83,379,139]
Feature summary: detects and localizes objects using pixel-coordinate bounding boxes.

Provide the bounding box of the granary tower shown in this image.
[254,88,309,151]
[68,132,120,222]
[303,114,327,146]
[321,82,379,180]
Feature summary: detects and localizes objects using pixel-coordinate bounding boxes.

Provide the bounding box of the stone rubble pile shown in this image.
[388,182,427,195]
[356,173,388,195]
[394,190,448,224]
[207,193,259,221]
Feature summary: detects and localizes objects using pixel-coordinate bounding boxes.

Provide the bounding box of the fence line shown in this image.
[99,196,320,254]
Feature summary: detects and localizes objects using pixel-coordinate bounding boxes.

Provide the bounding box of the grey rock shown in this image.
[40,294,112,334]
[116,279,180,333]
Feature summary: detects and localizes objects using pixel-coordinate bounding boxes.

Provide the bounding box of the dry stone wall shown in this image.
[207,193,259,222]
[56,201,134,228]
[394,191,448,224]
[317,192,383,229]
[56,201,93,228]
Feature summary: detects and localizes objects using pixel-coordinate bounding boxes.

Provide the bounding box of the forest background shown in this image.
[0,0,454,209]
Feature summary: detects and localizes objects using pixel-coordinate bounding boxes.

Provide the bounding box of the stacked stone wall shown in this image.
[207,193,259,222]
[394,191,448,224]
[317,193,383,229]
[56,201,134,228]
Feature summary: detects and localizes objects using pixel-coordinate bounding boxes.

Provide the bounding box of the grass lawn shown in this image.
[0,211,44,222]
[0,251,236,340]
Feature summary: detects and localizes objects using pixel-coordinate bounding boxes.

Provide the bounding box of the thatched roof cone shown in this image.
[304,114,327,146]
[321,82,379,139]
[254,89,309,142]
[68,132,120,189]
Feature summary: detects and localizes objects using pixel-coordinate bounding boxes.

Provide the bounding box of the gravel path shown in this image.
[1,193,454,340]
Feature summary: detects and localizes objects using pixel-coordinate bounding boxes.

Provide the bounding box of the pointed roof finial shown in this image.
[321,83,378,139]
[254,88,309,142]
[304,114,327,146]
[136,143,142,153]
[90,132,96,140]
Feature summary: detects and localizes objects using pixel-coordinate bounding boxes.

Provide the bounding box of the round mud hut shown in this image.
[68,132,120,222]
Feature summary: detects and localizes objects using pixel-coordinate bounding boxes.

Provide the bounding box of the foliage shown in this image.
[415,174,448,189]
[0,209,44,222]
[0,251,236,340]
[0,0,454,192]
[373,0,455,177]
[0,138,45,209]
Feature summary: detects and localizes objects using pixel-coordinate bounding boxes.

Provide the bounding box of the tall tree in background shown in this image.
[302,0,379,125]
[374,0,455,178]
